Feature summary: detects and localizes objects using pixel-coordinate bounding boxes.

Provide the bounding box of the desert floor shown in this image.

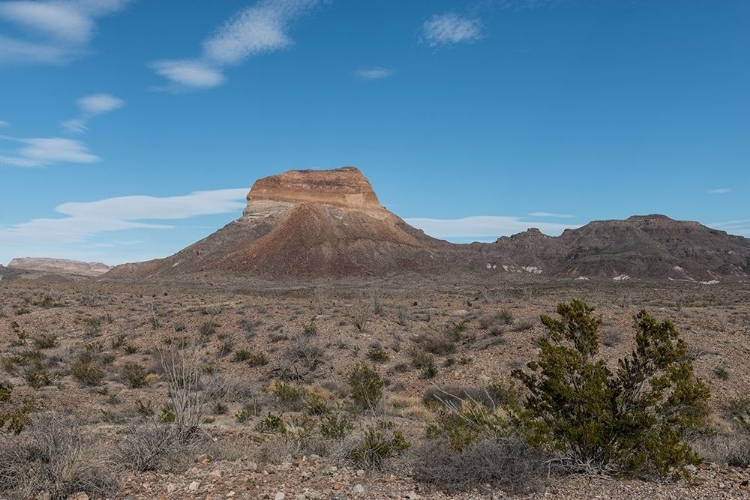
[2,273,750,499]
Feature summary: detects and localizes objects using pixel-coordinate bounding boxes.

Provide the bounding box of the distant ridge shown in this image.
[104,168,750,281]
[8,258,111,276]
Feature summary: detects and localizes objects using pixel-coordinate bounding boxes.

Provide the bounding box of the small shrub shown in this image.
[111,334,127,349]
[714,366,730,381]
[32,333,57,349]
[247,351,269,367]
[115,422,180,472]
[122,362,148,388]
[305,393,330,416]
[0,413,118,498]
[348,420,410,470]
[256,412,287,434]
[272,382,305,410]
[348,363,384,413]
[352,301,372,332]
[217,341,234,358]
[24,368,51,389]
[233,349,252,362]
[368,347,390,363]
[413,437,548,494]
[320,414,354,439]
[70,351,104,386]
[412,352,437,378]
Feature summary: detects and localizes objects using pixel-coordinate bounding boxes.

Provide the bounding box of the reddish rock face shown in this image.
[247,166,382,210]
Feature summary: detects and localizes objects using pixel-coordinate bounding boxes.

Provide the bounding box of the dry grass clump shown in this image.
[413,437,549,494]
[0,412,117,499]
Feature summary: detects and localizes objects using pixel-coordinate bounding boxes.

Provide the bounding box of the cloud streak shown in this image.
[354,67,394,80]
[151,0,322,91]
[708,188,730,194]
[529,211,574,218]
[0,136,100,167]
[422,13,482,47]
[0,188,249,248]
[61,93,125,134]
[405,215,579,241]
[0,0,131,65]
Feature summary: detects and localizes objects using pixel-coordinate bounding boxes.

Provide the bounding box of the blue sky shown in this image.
[1,0,748,266]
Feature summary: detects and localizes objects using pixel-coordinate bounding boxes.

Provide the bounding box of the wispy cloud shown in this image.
[0,136,99,167]
[61,93,125,134]
[422,13,482,47]
[354,67,394,80]
[405,215,578,241]
[151,60,226,90]
[151,0,322,91]
[529,211,574,218]
[708,188,731,194]
[707,219,750,237]
[0,189,249,248]
[0,0,131,65]
[0,121,10,127]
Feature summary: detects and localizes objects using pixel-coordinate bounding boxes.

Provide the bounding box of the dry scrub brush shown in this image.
[0,413,117,499]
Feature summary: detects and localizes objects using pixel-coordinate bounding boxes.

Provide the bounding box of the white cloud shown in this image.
[0,121,9,127]
[709,188,730,194]
[405,215,579,241]
[60,93,125,134]
[151,60,226,90]
[0,189,249,253]
[529,212,574,218]
[77,93,125,115]
[152,0,321,91]
[0,0,131,66]
[422,13,482,47]
[0,136,99,167]
[0,35,69,64]
[354,67,394,80]
[707,219,750,237]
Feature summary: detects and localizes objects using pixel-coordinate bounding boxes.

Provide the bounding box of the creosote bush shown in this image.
[348,420,410,470]
[348,362,384,413]
[513,300,710,477]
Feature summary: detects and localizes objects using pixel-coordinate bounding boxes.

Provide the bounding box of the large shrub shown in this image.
[512,300,710,477]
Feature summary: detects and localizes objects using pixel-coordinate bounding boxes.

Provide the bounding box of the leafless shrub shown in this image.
[159,338,217,440]
[352,301,372,332]
[115,422,182,472]
[413,437,549,494]
[0,412,118,499]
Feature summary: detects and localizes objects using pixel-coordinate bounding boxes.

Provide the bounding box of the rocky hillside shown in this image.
[105,167,750,282]
[464,214,750,281]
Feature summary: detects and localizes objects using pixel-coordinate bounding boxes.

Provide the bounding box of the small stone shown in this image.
[199,454,213,464]
[247,461,258,472]
[352,484,365,494]
[167,484,177,493]
[36,493,51,500]
[404,492,420,500]
[274,492,286,500]
[209,469,222,479]
[189,481,200,492]
[67,494,89,500]
[356,469,365,477]
[226,492,236,498]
